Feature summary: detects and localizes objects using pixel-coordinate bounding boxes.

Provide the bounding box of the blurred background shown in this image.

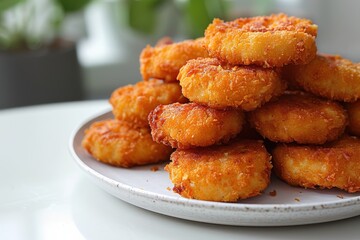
[0,0,359,109]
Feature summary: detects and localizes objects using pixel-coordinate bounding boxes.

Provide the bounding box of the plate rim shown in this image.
[69,109,360,214]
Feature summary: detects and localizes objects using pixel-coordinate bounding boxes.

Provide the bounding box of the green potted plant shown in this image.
[0,0,91,109]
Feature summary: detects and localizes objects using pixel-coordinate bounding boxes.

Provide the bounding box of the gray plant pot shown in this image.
[0,44,83,109]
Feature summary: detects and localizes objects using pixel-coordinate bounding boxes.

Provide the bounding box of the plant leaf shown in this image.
[185,0,227,38]
[55,0,92,13]
[0,0,24,13]
[126,0,165,35]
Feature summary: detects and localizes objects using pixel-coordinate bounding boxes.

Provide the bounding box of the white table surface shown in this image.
[1,100,360,240]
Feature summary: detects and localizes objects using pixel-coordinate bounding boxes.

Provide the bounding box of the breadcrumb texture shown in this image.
[110,79,188,127]
[273,136,360,193]
[248,91,347,144]
[284,54,360,102]
[165,140,272,202]
[140,38,209,82]
[149,102,244,149]
[204,14,317,67]
[178,58,286,111]
[82,119,173,168]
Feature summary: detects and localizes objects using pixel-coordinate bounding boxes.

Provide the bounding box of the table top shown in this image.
[1,100,360,240]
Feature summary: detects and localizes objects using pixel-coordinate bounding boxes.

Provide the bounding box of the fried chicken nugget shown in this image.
[345,100,360,136]
[82,119,173,168]
[248,91,347,144]
[110,79,188,127]
[204,14,317,67]
[178,58,286,111]
[273,136,360,193]
[148,102,244,149]
[140,38,209,82]
[284,54,360,102]
[165,140,272,202]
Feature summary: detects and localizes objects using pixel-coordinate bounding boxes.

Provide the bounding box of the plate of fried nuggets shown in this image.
[74,13,360,225]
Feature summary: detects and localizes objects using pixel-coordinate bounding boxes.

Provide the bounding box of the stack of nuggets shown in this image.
[82,13,360,202]
[81,79,186,168]
[82,38,208,167]
[149,14,315,202]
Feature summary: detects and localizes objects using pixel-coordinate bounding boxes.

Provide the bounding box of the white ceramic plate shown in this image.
[69,110,360,226]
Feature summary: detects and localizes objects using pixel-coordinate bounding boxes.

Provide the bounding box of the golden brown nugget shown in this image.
[165,140,272,202]
[178,58,286,111]
[346,100,360,136]
[82,119,173,168]
[204,14,317,67]
[148,102,244,149]
[110,79,187,127]
[140,38,209,82]
[273,136,360,193]
[248,91,347,144]
[284,54,360,102]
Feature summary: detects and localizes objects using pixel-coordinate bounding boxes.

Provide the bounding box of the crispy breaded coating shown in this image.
[248,91,347,144]
[140,38,209,82]
[148,102,244,149]
[82,119,173,168]
[165,140,272,202]
[109,79,187,127]
[284,54,360,102]
[178,58,286,111]
[204,14,317,67]
[345,100,360,136]
[273,136,360,193]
